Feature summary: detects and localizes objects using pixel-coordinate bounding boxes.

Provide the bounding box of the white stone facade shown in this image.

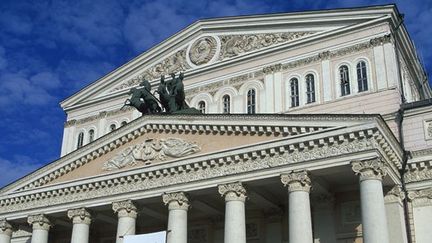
[1,5,432,243]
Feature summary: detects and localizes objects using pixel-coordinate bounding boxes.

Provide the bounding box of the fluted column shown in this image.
[218,182,247,243]
[112,200,137,243]
[352,159,390,243]
[67,208,91,243]
[281,171,313,243]
[28,214,51,243]
[162,192,190,243]
[0,219,13,243]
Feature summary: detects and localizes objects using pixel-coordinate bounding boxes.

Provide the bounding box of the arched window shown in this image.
[339,65,350,96]
[357,61,368,92]
[77,132,84,149]
[305,74,316,103]
[121,121,127,126]
[222,95,231,114]
[109,124,116,132]
[198,101,206,113]
[290,78,299,107]
[247,89,256,114]
[88,129,95,143]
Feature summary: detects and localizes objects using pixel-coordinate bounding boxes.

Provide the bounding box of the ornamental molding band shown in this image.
[405,167,432,183]
[218,182,247,201]
[103,137,201,171]
[0,132,388,214]
[27,214,51,230]
[112,200,137,218]
[351,158,388,181]
[384,186,405,204]
[407,188,432,207]
[67,208,92,225]
[162,192,190,210]
[9,115,361,193]
[0,219,13,235]
[424,120,432,140]
[280,171,311,192]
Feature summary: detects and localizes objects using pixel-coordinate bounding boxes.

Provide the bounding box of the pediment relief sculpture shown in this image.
[102,137,201,171]
[110,31,314,93]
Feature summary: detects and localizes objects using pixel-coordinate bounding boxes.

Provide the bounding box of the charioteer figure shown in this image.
[124,72,200,115]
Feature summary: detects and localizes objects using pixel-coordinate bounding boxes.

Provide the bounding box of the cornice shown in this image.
[1,114,380,194]
[0,122,399,216]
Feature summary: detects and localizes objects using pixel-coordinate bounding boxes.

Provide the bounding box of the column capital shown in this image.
[407,188,432,207]
[67,208,92,225]
[384,186,405,204]
[351,158,387,181]
[28,214,51,231]
[0,219,13,236]
[281,171,311,192]
[112,200,137,218]
[218,182,247,202]
[162,192,190,210]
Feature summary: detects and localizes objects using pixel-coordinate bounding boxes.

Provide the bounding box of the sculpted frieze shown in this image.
[218,32,314,59]
[102,137,201,171]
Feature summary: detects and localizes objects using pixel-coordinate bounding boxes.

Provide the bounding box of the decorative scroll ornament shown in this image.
[351,158,387,181]
[189,36,218,65]
[218,182,247,201]
[162,192,190,210]
[28,214,51,230]
[281,171,311,192]
[0,219,13,234]
[67,208,92,225]
[219,32,314,59]
[103,137,201,171]
[112,200,137,218]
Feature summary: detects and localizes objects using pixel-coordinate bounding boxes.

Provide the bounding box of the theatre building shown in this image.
[1,4,432,243]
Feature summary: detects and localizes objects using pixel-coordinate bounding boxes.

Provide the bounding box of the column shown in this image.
[311,194,337,243]
[218,182,247,243]
[281,171,313,243]
[0,219,13,243]
[27,214,51,243]
[162,192,190,243]
[67,208,92,243]
[352,159,390,243]
[112,200,137,243]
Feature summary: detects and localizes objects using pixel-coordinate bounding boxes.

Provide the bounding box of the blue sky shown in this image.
[0,0,431,188]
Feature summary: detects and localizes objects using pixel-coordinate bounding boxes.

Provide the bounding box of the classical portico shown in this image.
[0,113,408,243]
[2,5,432,243]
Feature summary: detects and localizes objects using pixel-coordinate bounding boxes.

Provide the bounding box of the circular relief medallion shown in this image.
[189,36,217,66]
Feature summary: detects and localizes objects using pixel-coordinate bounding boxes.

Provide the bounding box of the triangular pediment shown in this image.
[60,5,399,110]
[0,114,391,195]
